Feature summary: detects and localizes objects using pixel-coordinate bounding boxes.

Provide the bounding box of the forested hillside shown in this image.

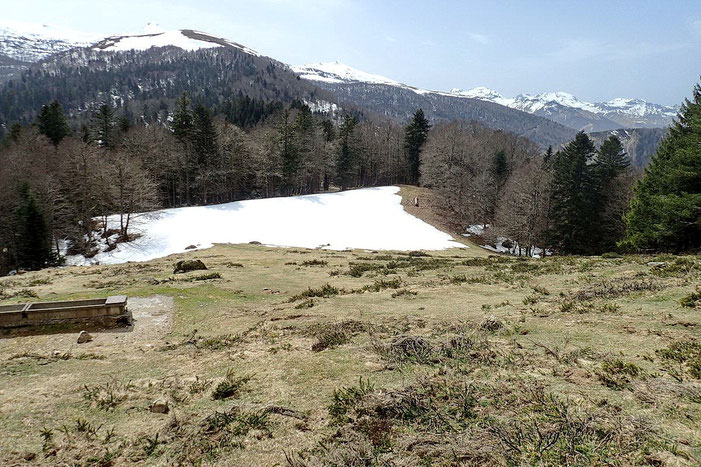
[0,45,351,136]
[307,81,576,148]
[589,127,668,167]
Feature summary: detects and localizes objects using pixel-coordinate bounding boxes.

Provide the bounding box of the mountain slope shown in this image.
[292,62,576,147]
[0,27,349,132]
[589,127,667,168]
[0,21,96,81]
[294,62,676,132]
[452,87,676,130]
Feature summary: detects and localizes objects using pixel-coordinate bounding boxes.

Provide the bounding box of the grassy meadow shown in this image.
[0,238,699,465]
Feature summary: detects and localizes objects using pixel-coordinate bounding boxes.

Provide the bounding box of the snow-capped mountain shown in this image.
[0,21,259,63]
[0,20,97,62]
[91,23,259,56]
[296,62,676,130]
[292,61,402,86]
[450,88,677,130]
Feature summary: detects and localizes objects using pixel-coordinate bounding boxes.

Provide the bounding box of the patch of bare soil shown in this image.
[397,185,473,247]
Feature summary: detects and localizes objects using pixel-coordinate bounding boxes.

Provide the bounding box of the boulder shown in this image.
[184,244,197,250]
[77,330,93,344]
[149,399,170,414]
[173,259,207,274]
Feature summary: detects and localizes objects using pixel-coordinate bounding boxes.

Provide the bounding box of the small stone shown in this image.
[647,261,665,267]
[77,331,93,344]
[149,399,169,414]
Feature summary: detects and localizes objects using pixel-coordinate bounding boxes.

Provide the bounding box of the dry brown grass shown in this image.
[0,244,699,465]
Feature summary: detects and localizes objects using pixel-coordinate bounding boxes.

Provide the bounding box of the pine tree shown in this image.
[337,115,358,190]
[172,93,194,141]
[191,104,218,166]
[543,145,554,166]
[491,149,509,191]
[15,183,52,270]
[92,104,117,148]
[280,109,300,194]
[190,104,219,203]
[404,109,431,185]
[595,135,632,251]
[622,81,701,252]
[549,131,601,254]
[321,119,336,142]
[596,136,629,180]
[36,100,71,146]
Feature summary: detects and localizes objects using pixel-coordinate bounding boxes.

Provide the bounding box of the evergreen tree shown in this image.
[191,104,218,166]
[280,109,300,194]
[596,136,629,180]
[549,131,601,254]
[321,119,336,142]
[595,135,632,251]
[622,81,701,252]
[543,145,554,165]
[189,103,219,204]
[172,93,194,141]
[6,122,23,145]
[15,183,52,270]
[404,108,431,185]
[36,100,71,146]
[337,115,358,190]
[92,104,117,148]
[491,149,509,191]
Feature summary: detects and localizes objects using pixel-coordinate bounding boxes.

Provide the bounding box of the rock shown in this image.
[173,259,207,274]
[647,261,666,267]
[184,244,197,250]
[149,399,169,414]
[8,270,17,276]
[77,331,93,344]
[249,241,262,245]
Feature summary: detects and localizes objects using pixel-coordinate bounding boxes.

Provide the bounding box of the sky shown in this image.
[3,0,700,105]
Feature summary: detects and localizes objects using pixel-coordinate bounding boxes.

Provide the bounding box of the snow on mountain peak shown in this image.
[0,20,98,61]
[91,24,260,56]
[450,87,513,106]
[291,61,403,86]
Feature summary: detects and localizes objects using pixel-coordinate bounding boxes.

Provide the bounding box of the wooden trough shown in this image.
[0,296,131,333]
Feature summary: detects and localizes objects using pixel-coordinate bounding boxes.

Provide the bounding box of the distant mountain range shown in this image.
[0,22,670,162]
[294,62,678,132]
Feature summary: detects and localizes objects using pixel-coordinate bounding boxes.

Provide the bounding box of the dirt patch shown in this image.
[397,185,473,247]
[123,295,174,343]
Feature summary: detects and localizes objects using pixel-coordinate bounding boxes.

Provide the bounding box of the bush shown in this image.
[212,370,251,400]
[680,288,701,308]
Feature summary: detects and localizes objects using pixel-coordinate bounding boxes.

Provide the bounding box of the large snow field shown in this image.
[67,187,463,265]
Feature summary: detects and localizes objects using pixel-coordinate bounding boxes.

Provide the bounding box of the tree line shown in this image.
[419,81,700,256]
[1,81,698,274]
[0,95,420,273]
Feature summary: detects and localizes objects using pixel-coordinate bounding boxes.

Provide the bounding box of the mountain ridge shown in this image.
[294,61,677,131]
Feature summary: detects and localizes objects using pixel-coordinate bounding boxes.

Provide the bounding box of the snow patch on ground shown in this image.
[66,187,463,265]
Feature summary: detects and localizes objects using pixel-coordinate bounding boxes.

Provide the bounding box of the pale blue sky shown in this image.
[4,0,700,104]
